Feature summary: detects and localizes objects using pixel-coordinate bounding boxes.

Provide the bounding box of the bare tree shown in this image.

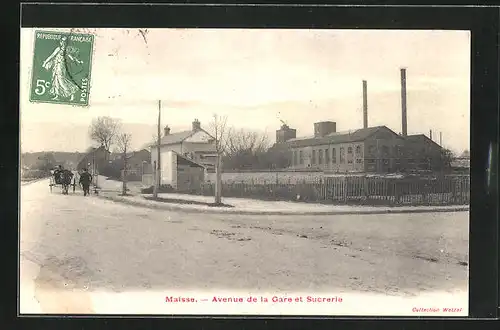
[208,114,228,205]
[150,132,164,146]
[89,116,122,158]
[226,128,270,153]
[116,133,133,196]
[223,128,271,170]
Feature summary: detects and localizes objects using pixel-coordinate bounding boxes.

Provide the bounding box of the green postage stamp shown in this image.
[29,30,94,106]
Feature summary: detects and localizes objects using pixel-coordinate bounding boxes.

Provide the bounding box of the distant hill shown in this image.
[21,151,83,169]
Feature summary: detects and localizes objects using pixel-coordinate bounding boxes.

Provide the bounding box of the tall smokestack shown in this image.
[362,80,368,129]
[400,68,408,136]
[430,129,433,141]
[440,132,442,145]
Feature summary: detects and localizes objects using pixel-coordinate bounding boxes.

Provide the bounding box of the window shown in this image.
[355,145,362,156]
[332,148,336,163]
[356,159,362,164]
[295,151,299,166]
[325,148,330,163]
[382,146,389,156]
[347,146,353,164]
[340,147,345,163]
[312,150,316,164]
[319,149,323,164]
[299,150,304,164]
[368,145,376,155]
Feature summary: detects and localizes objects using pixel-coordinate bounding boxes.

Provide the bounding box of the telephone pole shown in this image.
[153,100,161,198]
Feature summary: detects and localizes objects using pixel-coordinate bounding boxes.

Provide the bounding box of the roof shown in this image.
[160,130,195,145]
[404,134,442,149]
[111,149,151,163]
[172,151,206,168]
[148,129,214,148]
[76,146,110,166]
[87,146,110,153]
[285,126,397,148]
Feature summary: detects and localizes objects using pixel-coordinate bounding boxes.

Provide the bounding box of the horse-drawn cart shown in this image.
[49,170,78,194]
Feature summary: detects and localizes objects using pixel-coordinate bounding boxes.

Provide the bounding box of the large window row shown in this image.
[292,145,365,166]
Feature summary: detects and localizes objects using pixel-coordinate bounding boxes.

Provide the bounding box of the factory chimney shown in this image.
[430,129,433,141]
[440,132,442,145]
[400,68,408,136]
[362,80,368,129]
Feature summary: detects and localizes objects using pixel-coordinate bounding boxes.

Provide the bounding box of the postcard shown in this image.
[19,27,470,316]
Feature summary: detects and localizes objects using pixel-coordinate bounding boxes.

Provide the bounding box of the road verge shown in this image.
[97,192,469,216]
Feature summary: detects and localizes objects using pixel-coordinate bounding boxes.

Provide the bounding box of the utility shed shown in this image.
[156,150,205,192]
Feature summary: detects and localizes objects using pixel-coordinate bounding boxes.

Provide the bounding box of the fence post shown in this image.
[395,180,400,205]
[423,177,429,205]
[343,176,348,203]
[363,175,370,201]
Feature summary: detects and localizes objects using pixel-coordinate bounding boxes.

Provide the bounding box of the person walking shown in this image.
[79,168,92,196]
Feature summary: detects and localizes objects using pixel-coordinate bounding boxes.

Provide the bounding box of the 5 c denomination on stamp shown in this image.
[29,30,94,106]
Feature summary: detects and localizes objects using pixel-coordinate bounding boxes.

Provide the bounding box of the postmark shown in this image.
[29,30,94,106]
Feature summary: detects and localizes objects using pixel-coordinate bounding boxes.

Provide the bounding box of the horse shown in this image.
[57,170,74,194]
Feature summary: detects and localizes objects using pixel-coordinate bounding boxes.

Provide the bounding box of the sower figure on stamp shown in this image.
[79,168,92,197]
[42,36,83,101]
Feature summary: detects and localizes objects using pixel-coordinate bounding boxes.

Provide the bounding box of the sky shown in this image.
[20,28,470,154]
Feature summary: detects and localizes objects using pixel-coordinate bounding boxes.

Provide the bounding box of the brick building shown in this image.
[277,121,443,173]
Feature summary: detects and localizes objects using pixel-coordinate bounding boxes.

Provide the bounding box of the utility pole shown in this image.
[362,80,368,129]
[153,100,161,199]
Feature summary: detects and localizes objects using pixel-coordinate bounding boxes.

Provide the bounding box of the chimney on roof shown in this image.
[314,121,337,137]
[192,119,201,131]
[429,129,433,141]
[276,124,296,143]
[164,126,170,136]
[362,80,368,129]
[400,68,408,136]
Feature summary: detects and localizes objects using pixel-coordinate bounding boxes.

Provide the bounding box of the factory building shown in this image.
[278,123,443,173]
[275,69,445,173]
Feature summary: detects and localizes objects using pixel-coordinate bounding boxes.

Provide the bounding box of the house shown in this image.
[150,150,205,192]
[108,149,151,181]
[76,145,111,174]
[278,121,443,173]
[150,119,218,175]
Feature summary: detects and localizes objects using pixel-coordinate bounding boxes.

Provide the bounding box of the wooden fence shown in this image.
[198,175,470,206]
